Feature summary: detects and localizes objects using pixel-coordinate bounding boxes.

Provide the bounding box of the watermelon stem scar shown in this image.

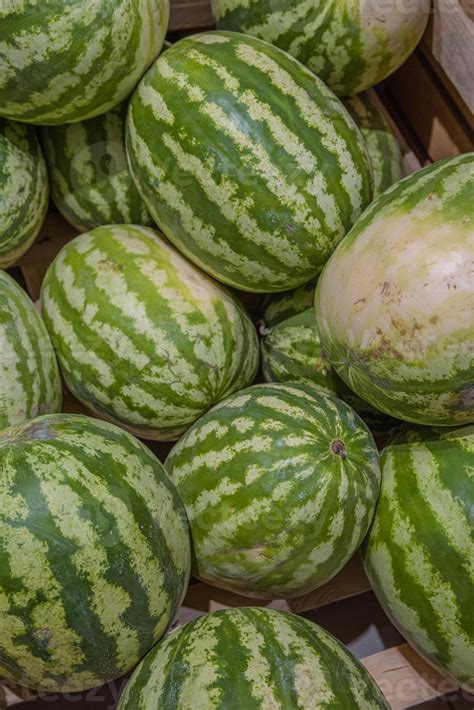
[331,439,346,458]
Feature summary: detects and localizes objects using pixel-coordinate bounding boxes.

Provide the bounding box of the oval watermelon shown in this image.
[165,382,381,599]
[41,225,259,441]
[0,271,62,430]
[41,103,151,232]
[0,413,191,692]
[0,0,169,125]
[118,607,389,708]
[343,93,403,198]
[0,119,49,268]
[212,0,429,96]
[126,31,373,293]
[363,425,474,690]
[315,153,474,426]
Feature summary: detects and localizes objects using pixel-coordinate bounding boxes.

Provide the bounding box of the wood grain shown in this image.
[423,0,474,114]
[169,0,214,31]
[361,644,461,709]
[383,52,472,163]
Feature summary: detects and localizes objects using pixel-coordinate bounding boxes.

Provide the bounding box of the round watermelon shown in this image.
[0,119,49,268]
[0,0,169,125]
[41,103,151,232]
[259,280,395,430]
[126,31,373,293]
[0,271,62,430]
[41,225,259,441]
[315,153,474,426]
[212,0,429,96]
[118,607,389,708]
[343,93,403,197]
[364,425,474,690]
[0,413,191,692]
[165,382,381,599]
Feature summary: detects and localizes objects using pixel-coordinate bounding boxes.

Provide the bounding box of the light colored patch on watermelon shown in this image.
[267,612,335,705]
[0,524,97,689]
[232,613,280,707]
[169,614,223,707]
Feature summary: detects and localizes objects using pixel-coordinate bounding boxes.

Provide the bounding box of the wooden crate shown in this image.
[2,4,471,708]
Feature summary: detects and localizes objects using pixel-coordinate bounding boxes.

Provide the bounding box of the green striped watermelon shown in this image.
[41,103,151,232]
[0,0,169,125]
[0,119,49,268]
[0,413,191,692]
[315,153,474,426]
[165,382,381,599]
[258,278,331,386]
[118,608,389,708]
[260,276,317,326]
[364,425,474,690]
[343,93,403,198]
[41,225,259,441]
[126,31,373,293]
[0,271,62,430]
[212,0,429,96]
[259,281,395,429]
[260,307,336,391]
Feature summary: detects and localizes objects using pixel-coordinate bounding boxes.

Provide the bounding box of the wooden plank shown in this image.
[17,214,77,301]
[183,552,371,614]
[422,0,474,115]
[361,644,460,709]
[383,52,472,163]
[169,0,214,31]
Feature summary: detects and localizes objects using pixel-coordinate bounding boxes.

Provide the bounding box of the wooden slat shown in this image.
[383,52,472,163]
[183,552,371,614]
[361,644,460,709]
[421,0,474,115]
[169,0,214,31]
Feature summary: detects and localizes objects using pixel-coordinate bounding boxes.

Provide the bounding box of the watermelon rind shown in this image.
[0,119,49,268]
[166,382,381,599]
[118,607,390,709]
[0,413,191,692]
[315,153,474,426]
[364,424,474,691]
[126,31,373,292]
[41,224,259,440]
[0,271,62,430]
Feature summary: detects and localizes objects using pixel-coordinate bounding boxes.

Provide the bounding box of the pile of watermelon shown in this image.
[0,0,472,705]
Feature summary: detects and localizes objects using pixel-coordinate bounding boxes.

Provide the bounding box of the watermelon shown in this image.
[118,607,389,708]
[0,413,191,692]
[343,93,403,197]
[126,31,373,293]
[259,280,395,429]
[212,0,429,96]
[260,276,317,326]
[41,225,259,441]
[0,271,62,430]
[41,103,151,232]
[165,382,380,599]
[364,425,474,690]
[0,119,49,268]
[258,278,335,391]
[315,154,474,426]
[0,0,169,125]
